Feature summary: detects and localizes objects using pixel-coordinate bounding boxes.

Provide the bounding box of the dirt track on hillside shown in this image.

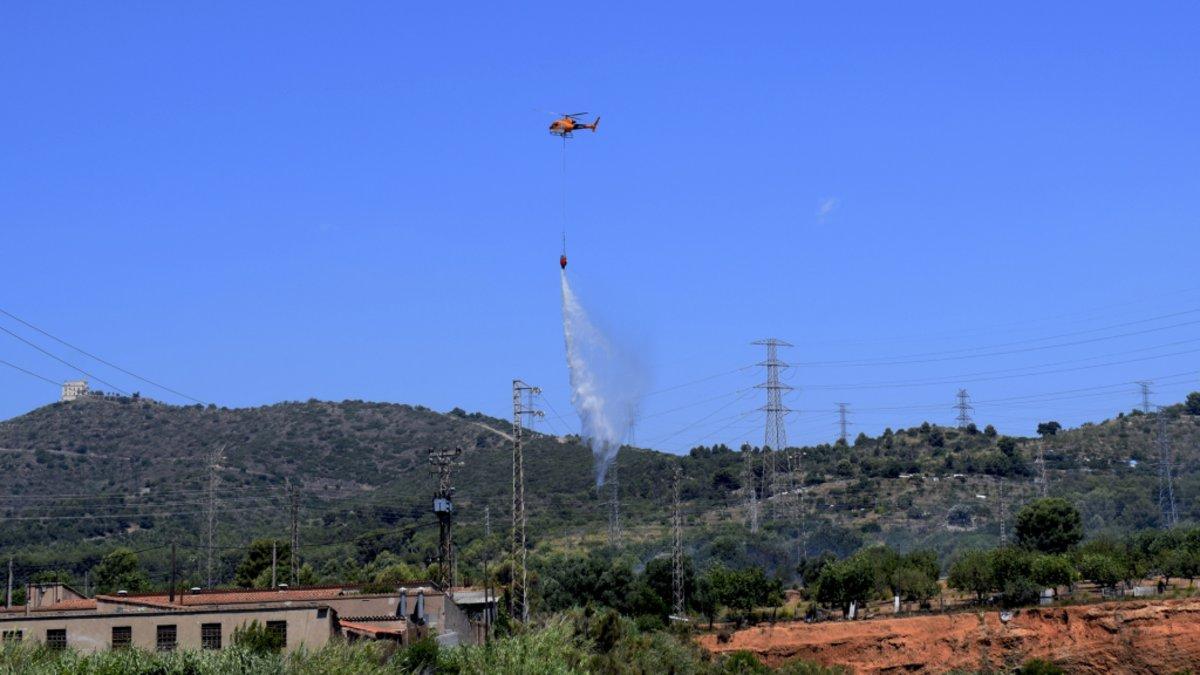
[697,597,1200,673]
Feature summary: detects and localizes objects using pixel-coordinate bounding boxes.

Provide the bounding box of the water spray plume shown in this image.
[561,270,644,486]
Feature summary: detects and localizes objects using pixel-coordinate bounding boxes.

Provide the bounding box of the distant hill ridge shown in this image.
[1,394,1198,577]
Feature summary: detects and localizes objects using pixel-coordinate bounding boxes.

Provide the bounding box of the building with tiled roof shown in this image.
[0,581,495,653]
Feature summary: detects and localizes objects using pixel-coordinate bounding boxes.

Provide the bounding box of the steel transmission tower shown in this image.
[607,460,621,548]
[743,446,759,533]
[429,447,464,589]
[1034,443,1048,498]
[994,477,1008,545]
[671,465,685,618]
[511,380,542,622]
[954,389,974,428]
[1155,407,1179,528]
[205,443,226,588]
[837,403,851,444]
[753,338,793,499]
[1137,381,1154,414]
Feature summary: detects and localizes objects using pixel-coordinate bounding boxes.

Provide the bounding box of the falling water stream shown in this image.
[560,270,643,486]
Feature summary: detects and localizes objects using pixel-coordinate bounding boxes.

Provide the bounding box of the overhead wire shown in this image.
[0,358,61,386]
[796,315,1200,368]
[0,306,207,404]
[793,285,1200,349]
[0,323,128,394]
[805,343,1200,391]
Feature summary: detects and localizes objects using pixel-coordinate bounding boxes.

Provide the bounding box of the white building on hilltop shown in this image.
[60,380,88,402]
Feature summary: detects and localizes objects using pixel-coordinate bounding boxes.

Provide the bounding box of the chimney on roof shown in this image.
[189,587,200,593]
[277,583,288,591]
[117,590,128,596]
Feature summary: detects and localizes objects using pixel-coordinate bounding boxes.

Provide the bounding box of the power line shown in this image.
[0,358,61,387]
[0,324,128,394]
[795,311,1200,368]
[805,343,1200,391]
[793,289,1200,351]
[0,307,206,404]
[642,389,756,447]
[642,365,756,398]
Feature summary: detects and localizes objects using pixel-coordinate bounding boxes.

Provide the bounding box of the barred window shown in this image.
[201,623,222,650]
[46,629,66,650]
[156,624,177,652]
[2,630,22,643]
[266,620,287,649]
[112,626,132,649]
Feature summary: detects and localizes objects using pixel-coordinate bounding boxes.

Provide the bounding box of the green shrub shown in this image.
[1017,658,1067,674]
[233,620,285,654]
[718,650,771,674]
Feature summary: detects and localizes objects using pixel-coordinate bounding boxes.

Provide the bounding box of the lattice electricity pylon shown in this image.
[753,338,793,499]
[743,447,759,533]
[1034,442,1048,498]
[607,460,621,548]
[510,380,542,623]
[954,389,974,429]
[1156,406,1179,528]
[671,465,685,618]
[837,403,852,444]
[1137,381,1154,414]
[428,447,464,590]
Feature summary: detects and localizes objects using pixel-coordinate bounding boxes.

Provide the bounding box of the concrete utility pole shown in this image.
[672,465,685,618]
[270,542,277,589]
[6,556,12,609]
[1156,407,1179,528]
[955,389,974,429]
[205,443,226,588]
[484,505,491,538]
[288,479,300,584]
[169,543,177,603]
[753,338,793,502]
[511,380,542,622]
[428,447,464,590]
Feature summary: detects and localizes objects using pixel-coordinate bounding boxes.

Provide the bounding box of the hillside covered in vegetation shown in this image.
[0,394,1197,591]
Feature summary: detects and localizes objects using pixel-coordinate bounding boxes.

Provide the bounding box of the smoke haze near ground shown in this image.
[560,270,645,486]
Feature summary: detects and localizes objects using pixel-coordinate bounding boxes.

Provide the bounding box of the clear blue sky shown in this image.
[3,3,1199,452]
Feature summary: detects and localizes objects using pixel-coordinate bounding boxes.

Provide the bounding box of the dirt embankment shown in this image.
[698,597,1200,674]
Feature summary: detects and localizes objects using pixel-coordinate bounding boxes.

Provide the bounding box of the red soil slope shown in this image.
[698,598,1200,673]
